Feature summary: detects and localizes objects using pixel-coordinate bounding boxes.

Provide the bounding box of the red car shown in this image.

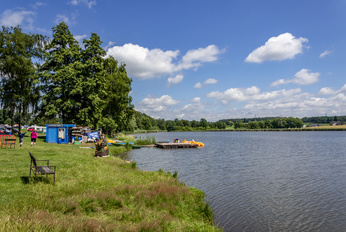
[28,128,35,131]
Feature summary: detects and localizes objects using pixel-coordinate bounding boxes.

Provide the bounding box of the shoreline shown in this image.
[0,135,221,231]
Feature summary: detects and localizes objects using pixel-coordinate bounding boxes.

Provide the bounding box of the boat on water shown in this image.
[107,139,134,146]
[180,140,204,147]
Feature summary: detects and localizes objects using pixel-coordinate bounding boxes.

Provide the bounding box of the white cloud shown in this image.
[319,87,336,95]
[194,82,202,88]
[0,9,35,28]
[319,84,346,95]
[319,50,332,58]
[55,14,73,25]
[207,86,301,102]
[242,90,346,118]
[167,74,184,87]
[182,97,204,111]
[291,69,320,85]
[104,41,116,50]
[106,43,223,79]
[179,45,223,70]
[194,78,218,88]
[69,0,96,9]
[107,43,179,79]
[192,97,201,103]
[204,78,218,85]
[271,69,320,86]
[138,95,179,112]
[32,2,45,9]
[245,33,308,63]
[135,84,346,121]
[74,34,88,44]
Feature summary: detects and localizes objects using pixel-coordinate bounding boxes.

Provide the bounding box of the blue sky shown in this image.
[2,0,346,121]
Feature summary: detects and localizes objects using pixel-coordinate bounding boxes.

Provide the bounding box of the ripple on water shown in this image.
[128,132,346,232]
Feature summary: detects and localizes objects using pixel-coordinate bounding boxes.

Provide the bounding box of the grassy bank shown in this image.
[0,135,221,231]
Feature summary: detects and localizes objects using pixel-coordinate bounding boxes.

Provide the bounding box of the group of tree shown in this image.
[0,23,133,135]
[129,113,305,132]
[233,117,303,129]
[128,112,226,132]
[301,116,346,124]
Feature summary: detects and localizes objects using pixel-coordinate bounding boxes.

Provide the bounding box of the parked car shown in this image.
[0,127,11,134]
[28,127,35,131]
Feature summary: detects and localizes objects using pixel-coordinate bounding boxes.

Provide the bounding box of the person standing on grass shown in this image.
[18,131,26,147]
[31,130,38,146]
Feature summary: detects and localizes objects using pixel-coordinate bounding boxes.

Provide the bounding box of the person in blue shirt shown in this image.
[18,131,26,147]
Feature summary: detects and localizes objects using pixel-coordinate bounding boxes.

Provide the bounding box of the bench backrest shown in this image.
[0,135,15,143]
[29,151,37,168]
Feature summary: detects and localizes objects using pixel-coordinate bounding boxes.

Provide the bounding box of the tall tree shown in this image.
[40,22,81,123]
[77,33,107,129]
[200,118,208,128]
[0,26,45,132]
[102,56,133,134]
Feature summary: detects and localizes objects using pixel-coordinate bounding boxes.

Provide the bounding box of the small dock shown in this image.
[155,143,198,149]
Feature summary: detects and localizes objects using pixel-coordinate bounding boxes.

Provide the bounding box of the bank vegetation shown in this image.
[0,135,221,231]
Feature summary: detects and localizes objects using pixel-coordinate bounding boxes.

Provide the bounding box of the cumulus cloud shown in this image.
[207,86,301,103]
[245,33,308,63]
[194,78,218,88]
[138,95,179,112]
[319,50,332,58]
[271,69,320,87]
[319,84,346,95]
[167,74,184,87]
[243,90,346,118]
[182,97,204,112]
[0,9,35,28]
[179,45,223,70]
[134,84,346,120]
[319,87,336,95]
[106,44,223,79]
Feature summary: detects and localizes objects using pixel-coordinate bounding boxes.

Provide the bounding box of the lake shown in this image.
[118,131,346,232]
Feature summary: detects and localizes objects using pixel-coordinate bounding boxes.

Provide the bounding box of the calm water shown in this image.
[118,131,346,232]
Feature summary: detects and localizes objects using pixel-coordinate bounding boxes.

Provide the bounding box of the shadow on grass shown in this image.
[20,176,30,184]
[21,176,53,184]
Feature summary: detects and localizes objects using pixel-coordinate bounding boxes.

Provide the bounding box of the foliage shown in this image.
[134,136,157,145]
[233,117,303,129]
[301,115,346,124]
[103,57,134,133]
[0,26,46,132]
[0,136,221,231]
[38,22,133,134]
[40,22,81,123]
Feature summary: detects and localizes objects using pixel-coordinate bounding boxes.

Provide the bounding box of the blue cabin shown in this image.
[45,124,76,144]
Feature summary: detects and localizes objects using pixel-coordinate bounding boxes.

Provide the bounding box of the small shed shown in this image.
[46,124,76,144]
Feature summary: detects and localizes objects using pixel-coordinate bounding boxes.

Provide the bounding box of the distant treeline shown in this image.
[130,113,304,131]
[130,114,346,132]
[233,117,303,129]
[301,116,346,124]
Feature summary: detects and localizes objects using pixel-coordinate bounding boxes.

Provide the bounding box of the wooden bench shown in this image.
[0,135,16,149]
[29,151,56,184]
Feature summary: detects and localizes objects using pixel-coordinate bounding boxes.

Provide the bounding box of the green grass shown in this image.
[0,135,221,231]
[134,136,157,145]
